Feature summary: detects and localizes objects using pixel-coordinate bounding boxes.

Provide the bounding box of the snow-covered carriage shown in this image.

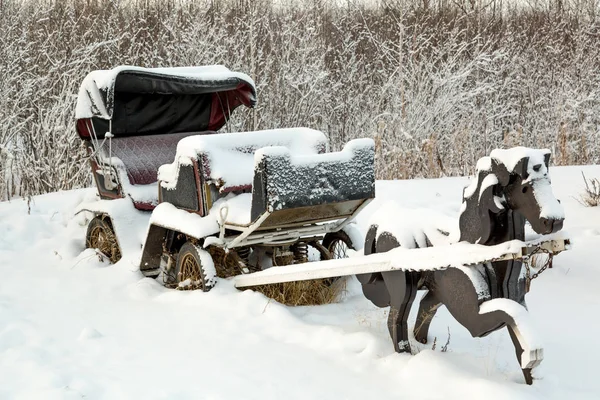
[75,65,371,284]
[140,129,374,289]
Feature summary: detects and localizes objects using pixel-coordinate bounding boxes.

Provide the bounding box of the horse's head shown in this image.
[490,148,564,235]
[460,148,564,244]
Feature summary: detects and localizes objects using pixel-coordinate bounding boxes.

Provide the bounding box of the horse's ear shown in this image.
[491,158,510,186]
[513,157,529,180]
[544,152,551,169]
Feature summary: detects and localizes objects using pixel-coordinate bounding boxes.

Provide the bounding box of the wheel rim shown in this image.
[89,225,120,263]
[178,253,203,290]
[329,240,349,259]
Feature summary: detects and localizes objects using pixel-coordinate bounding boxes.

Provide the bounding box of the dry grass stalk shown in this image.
[431,327,451,352]
[556,123,570,166]
[578,171,600,207]
[441,327,451,352]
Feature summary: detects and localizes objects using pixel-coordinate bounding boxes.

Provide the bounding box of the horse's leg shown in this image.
[479,301,543,384]
[413,289,442,344]
[432,267,542,384]
[507,326,533,384]
[382,270,418,353]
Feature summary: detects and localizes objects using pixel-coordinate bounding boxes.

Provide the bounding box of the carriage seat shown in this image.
[108,131,215,185]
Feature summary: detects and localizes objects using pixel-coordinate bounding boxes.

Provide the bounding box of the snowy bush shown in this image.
[1,0,599,200]
[578,172,600,207]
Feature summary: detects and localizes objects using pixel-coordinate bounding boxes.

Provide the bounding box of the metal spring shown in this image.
[293,242,308,263]
[237,246,251,264]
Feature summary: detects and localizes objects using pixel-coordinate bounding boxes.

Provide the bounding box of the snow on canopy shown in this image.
[75,65,256,120]
[158,128,328,192]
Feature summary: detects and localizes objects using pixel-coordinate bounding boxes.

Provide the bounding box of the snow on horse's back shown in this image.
[367,201,458,250]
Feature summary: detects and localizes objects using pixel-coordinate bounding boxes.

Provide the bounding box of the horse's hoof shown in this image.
[521,348,544,369]
[523,368,533,385]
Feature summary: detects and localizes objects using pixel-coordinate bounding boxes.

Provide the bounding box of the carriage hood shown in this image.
[75,65,256,139]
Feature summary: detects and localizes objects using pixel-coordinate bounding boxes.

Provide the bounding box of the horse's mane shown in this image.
[459,156,511,244]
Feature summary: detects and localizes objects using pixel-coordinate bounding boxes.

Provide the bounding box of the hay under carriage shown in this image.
[75,65,569,384]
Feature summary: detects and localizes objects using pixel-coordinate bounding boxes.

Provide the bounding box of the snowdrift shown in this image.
[1,166,599,399]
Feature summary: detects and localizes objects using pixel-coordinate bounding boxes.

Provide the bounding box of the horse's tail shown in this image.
[363,224,378,256]
[358,224,393,307]
[357,223,381,285]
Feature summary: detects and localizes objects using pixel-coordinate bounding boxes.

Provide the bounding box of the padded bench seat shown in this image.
[108,131,215,185]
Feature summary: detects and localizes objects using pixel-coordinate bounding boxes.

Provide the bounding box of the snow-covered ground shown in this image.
[1,165,599,399]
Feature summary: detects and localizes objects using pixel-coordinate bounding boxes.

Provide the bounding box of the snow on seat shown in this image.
[149,193,254,240]
[158,128,328,193]
[109,132,213,185]
[212,193,253,226]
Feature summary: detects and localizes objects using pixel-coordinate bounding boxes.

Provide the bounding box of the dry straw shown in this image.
[209,245,345,306]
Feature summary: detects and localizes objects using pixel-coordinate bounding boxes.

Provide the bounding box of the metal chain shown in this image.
[524,246,554,292]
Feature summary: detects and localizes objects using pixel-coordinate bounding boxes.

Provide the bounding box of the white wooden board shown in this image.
[234,238,569,288]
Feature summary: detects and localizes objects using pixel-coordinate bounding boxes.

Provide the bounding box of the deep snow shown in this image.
[1,165,599,399]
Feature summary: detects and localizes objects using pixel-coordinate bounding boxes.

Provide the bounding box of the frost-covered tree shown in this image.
[1,0,599,199]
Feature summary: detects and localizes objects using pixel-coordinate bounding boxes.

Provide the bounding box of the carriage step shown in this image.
[233,238,569,288]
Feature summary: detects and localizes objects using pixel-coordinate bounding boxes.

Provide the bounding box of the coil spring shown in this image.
[293,242,308,264]
[237,247,251,264]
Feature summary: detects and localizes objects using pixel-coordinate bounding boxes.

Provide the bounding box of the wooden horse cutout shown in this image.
[359,148,565,384]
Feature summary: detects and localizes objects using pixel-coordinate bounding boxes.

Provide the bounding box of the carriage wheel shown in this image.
[86,216,121,263]
[322,230,355,259]
[319,231,356,288]
[168,242,216,292]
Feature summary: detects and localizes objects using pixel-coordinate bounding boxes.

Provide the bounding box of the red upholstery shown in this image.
[109,132,213,185]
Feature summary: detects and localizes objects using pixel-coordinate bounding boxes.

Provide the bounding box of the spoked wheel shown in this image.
[330,238,350,259]
[86,216,121,263]
[318,230,356,288]
[166,241,216,292]
[322,230,355,259]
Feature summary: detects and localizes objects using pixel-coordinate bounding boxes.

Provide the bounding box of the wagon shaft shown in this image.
[233,238,569,288]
